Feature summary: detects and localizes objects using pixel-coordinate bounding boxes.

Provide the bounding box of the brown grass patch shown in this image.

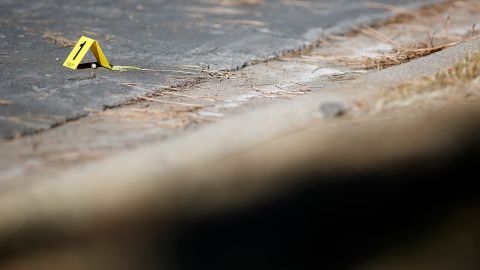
[399,52,480,93]
[336,26,480,70]
[43,32,76,47]
[375,52,480,109]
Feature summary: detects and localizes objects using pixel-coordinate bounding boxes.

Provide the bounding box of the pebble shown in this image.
[319,102,346,118]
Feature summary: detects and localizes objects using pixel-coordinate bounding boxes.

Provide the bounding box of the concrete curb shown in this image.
[0,39,479,248]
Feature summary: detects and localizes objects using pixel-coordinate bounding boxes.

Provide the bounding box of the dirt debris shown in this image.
[215,0,264,6]
[376,0,480,26]
[185,6,249,15]
[98,106,205,130]
[42,32,76,47]
[220,19,268,27]
[0,99,14,105]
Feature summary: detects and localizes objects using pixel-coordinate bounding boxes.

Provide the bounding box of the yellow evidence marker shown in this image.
[63,36,112,70]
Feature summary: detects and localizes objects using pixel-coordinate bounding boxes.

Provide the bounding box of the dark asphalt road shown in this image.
[0,0,437,138]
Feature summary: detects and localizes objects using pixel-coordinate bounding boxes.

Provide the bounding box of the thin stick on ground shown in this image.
[138,96,204,108]
[159,92,222,102]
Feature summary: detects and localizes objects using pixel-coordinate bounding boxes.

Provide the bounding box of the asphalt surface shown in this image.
[0,0,437,139]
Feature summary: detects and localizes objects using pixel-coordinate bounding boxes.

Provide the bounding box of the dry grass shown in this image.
[302,0,480,71]
[138,96,204,108]
[99,105,206,130]
[400,52,480,92]
[336,26,479,70]
[373,52,480,110]
[136,65,240,81]
[43,32,76,47]
[251,86,311,98]
[361,0,480,69]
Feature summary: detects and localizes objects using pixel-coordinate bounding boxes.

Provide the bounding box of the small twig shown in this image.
[138,96,204,107]
[119,82,180,91]
[160,91,220,102]
[427,32,436,47]
[139,68,198,75]
[363,1,410,13]
[251,87,276,98]
[383,54,401,64]
[445,15,451,40]
[362,27,406,50]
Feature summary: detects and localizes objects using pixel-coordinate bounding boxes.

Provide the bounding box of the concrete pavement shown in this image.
[0,0,439,138]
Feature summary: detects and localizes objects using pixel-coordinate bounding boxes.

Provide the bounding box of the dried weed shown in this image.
[375,52,480,110]
[43,32,76,47]
[336,26,479,70]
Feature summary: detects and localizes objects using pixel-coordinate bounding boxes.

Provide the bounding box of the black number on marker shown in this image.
[73,41,86,60]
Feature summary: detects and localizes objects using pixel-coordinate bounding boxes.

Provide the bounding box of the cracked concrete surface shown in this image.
[0,0,440,138]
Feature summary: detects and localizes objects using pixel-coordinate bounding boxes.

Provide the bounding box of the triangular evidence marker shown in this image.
[63,36,112,70]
